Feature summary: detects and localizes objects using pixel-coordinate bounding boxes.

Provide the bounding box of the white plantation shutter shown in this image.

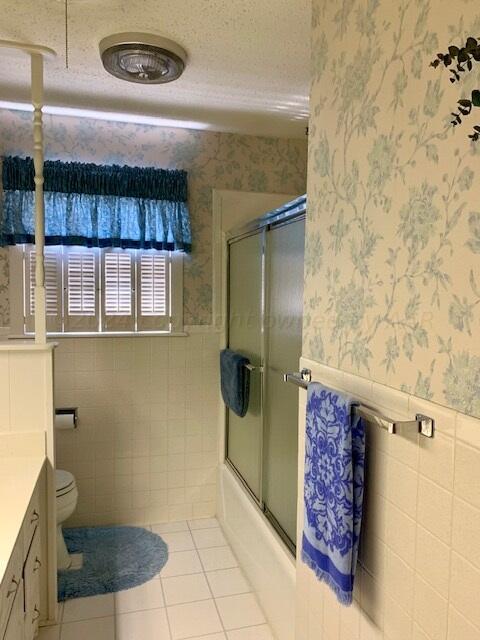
[102,250,135,331]
[63,248,99,331]
[137,251,170,331]
[13,245,182,335]
[24,246,62,332]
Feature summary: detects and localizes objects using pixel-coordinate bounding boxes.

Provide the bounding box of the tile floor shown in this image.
[39,518,276,640]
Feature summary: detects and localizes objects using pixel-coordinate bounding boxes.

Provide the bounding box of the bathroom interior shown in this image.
[0,1,479,639]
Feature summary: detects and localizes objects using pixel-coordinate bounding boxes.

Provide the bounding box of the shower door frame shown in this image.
[225,224,267,509]
[224,197,306,555]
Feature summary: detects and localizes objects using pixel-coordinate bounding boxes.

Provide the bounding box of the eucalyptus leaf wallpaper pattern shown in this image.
[304,0,480,418]
[0,110,307,326]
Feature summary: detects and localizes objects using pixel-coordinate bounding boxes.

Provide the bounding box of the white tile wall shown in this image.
[296,358,480,640]
[0,348,54,432]
[54,332,221,526]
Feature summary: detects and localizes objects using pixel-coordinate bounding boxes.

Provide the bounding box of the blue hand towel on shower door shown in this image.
[302,382,365,605]
[220,349,251,417]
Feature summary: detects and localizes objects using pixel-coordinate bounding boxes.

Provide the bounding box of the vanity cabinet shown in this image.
[3,582,24,640]
[1,468,44,640]
[0,546,22,639]
[23,530,41,640]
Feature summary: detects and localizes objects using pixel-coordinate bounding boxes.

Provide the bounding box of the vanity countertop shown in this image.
[0,455,45,584]
[0,340,57,351]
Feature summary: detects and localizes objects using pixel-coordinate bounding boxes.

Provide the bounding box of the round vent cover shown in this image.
[99,33,186,84]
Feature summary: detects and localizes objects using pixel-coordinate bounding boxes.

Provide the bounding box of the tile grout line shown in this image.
[58,600,65,639]
[448,603,480,634]
[60,597,272,632]
[444,414,459,640]
[410,420,422,638]
[158,564,174,640]
[198,543,228,637]
[160,518,225,639]
[190,524,228,637]
[192,522,269,638]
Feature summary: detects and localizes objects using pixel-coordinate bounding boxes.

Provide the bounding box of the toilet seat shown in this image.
[55,469,79,571]
[56,469,76,497]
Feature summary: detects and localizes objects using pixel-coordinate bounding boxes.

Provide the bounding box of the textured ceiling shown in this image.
[0,0,311,137]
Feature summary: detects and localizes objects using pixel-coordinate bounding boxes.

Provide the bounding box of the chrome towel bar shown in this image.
[284,369,434,438]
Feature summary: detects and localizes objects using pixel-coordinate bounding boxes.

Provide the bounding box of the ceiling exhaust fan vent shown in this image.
[99,33,186,84]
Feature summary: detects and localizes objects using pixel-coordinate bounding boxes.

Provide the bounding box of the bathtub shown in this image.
[217,463,296,640]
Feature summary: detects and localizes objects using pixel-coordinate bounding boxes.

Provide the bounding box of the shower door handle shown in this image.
[244,363,263,372]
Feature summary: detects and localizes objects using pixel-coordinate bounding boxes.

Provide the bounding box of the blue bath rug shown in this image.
[58,526,168,601]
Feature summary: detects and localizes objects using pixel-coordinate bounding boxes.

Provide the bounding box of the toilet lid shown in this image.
[56,469,76,497]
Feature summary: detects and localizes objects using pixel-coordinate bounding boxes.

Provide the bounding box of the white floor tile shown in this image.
[199,547,238,572]
[61,616,114,640]
[152,521,189,534]
[57,522,274,640]
[161,530,195,551]
[115,608,170,640]
[63,594,114,623]
[206,568,251,598]
[114,578,165,613]
[162,573,211,605]
[160,550,203,578]
[192,528,227,549]
[188,518,219,530]
[37,625,60,640]
[167,600,223,639]
[216,594,266,631]
[227,626,275,640]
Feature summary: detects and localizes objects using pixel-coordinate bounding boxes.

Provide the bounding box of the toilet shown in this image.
[55,469,78,570]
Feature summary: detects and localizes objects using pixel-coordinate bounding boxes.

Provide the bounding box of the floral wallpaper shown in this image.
[304,0,480,418]
[0,110,307,326]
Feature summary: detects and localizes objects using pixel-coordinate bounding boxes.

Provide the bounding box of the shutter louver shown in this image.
[64,248,99,331]
[28,250,60,316]
[102,250,134,331]
[25,247,62,332]
[137,252,170,331]
[105,252,132,315]
[68,252,96,315]
[140,253,167,315]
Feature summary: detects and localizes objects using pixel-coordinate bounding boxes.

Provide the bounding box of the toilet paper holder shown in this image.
[55,407,78,428]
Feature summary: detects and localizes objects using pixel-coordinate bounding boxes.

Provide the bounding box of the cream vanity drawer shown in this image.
[23,529,41,640]
[0,542,23,639]
[2,579,24,640]
[22,487,40,556]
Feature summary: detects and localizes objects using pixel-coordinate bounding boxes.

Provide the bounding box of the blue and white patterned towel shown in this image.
[302,382,365,605]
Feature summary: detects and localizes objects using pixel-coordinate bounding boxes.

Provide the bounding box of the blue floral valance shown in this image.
[0,156,191,252]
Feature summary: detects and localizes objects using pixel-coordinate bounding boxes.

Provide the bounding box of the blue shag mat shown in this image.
[58,526,168,601]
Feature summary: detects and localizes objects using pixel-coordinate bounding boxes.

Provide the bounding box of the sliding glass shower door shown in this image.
[263,217,305,545]
[226,207,305,550]
[226,231,264,500]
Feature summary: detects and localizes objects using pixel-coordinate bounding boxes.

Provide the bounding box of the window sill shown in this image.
[8,331,189,339]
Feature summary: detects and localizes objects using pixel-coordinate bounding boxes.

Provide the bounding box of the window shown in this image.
[9,245,183,335]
